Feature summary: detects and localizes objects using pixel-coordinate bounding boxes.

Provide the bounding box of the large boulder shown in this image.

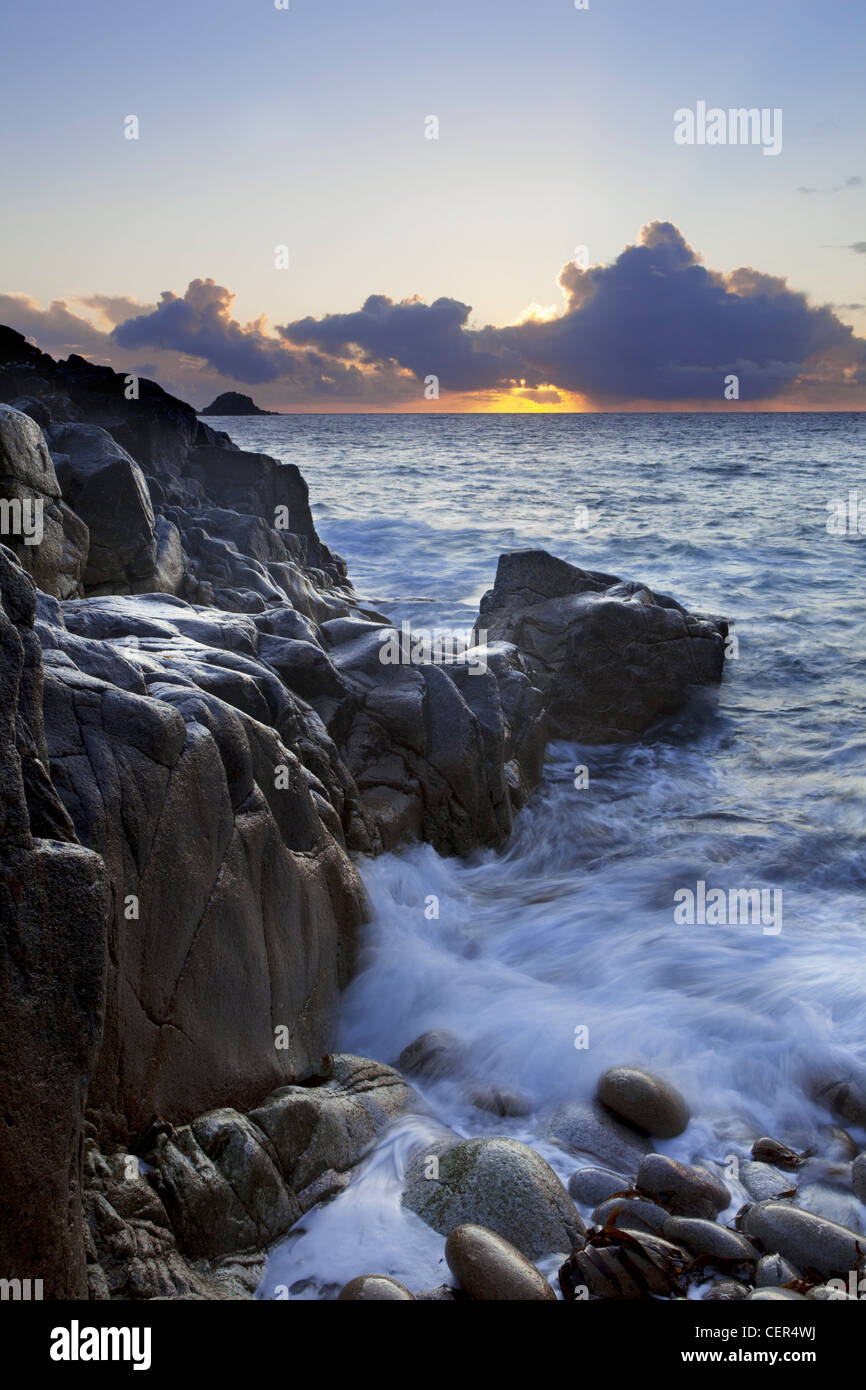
[0,547,110,1298]
[321,619,545,855]
[402,1136,585,1261]
[34,593,369,1138]
[476,550,727,741]
[47,422,163,594]
[545,1100,650,1173]
[0,404,66,595]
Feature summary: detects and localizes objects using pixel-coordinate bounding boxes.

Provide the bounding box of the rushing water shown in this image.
[219,412,866,1298]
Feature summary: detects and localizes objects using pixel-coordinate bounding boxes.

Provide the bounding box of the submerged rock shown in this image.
[397,1029,466,1081]
[470,1086,532,1118]
[546,1100,649,1172]
[597,1067,690,1139]
[445,1224,557,1301]
[402,1136,585,1261]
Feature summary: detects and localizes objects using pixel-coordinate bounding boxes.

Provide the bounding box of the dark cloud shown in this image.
[280,293,525,392]
[849,242,866,254]
[281,221,866,402]
[112,278,412,401]
[5,223,865,407]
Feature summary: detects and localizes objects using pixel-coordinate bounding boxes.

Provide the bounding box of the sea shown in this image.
[212,412,866,1298]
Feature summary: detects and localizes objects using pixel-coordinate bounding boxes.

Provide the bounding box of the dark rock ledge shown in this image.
[0,326,728,1299]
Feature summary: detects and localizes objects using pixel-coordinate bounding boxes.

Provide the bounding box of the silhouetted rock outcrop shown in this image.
[200,391,278,416]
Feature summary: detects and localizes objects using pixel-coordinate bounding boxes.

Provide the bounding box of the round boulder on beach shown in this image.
[597,1067,690,1139]
[445,1224,557,1301]
[402,1136,585,1261]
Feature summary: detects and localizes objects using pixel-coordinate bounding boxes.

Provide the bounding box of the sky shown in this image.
[1,0,864,411]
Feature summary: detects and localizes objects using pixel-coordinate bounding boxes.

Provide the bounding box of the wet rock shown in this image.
[812,1075,866,1129]
[851,1153,866,1205]
[569,1166,631,1206]
[413,1284,466,1301]
[657,1158,733,1222]
[546,1100,649,1172]
[597,1067,690,1139]
[748,1287,808,1301]
[741,1200,865,1279]
[83,1146,264,1300]
[57,501,89,600]
[146,1108,299,1260]
[0,403,66,596]
[87,1055,410,1295]
[337,1275,415,1301]
[637,1154,729,1220]
[470,1086,532,1118]
[0,547,111,1298]
[807,1283,855,1300]
[48,422,162,594]
[661,1218,757,1264]
[397,1029,466,1081]
[825,1126,859,1161]
[296,1168,351,1215]
[740,1160,797,1203]
[703,1280,750,1300]
[445,1224,557,1301]
[402,1136,585,1261]
[247,1056,412,1194]
[592,1195,669,1235]
[795,1180,864,1234]
[475,550,727,742]
[750,1137,802,1170]
[755,1252,801,1287]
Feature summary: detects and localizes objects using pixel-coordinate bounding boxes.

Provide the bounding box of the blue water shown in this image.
[219,412,866,1296]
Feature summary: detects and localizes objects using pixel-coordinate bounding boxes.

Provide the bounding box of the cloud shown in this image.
[280,293,526,392]
[5,223,865,407]
[282,220,866,403]
[0,293,112,356]
[849,242,866,254]
[77,294,157,327]
[799,175,862,195]
[112,278,414,401]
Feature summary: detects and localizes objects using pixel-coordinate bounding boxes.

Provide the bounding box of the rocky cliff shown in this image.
[0,326,727,1299]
